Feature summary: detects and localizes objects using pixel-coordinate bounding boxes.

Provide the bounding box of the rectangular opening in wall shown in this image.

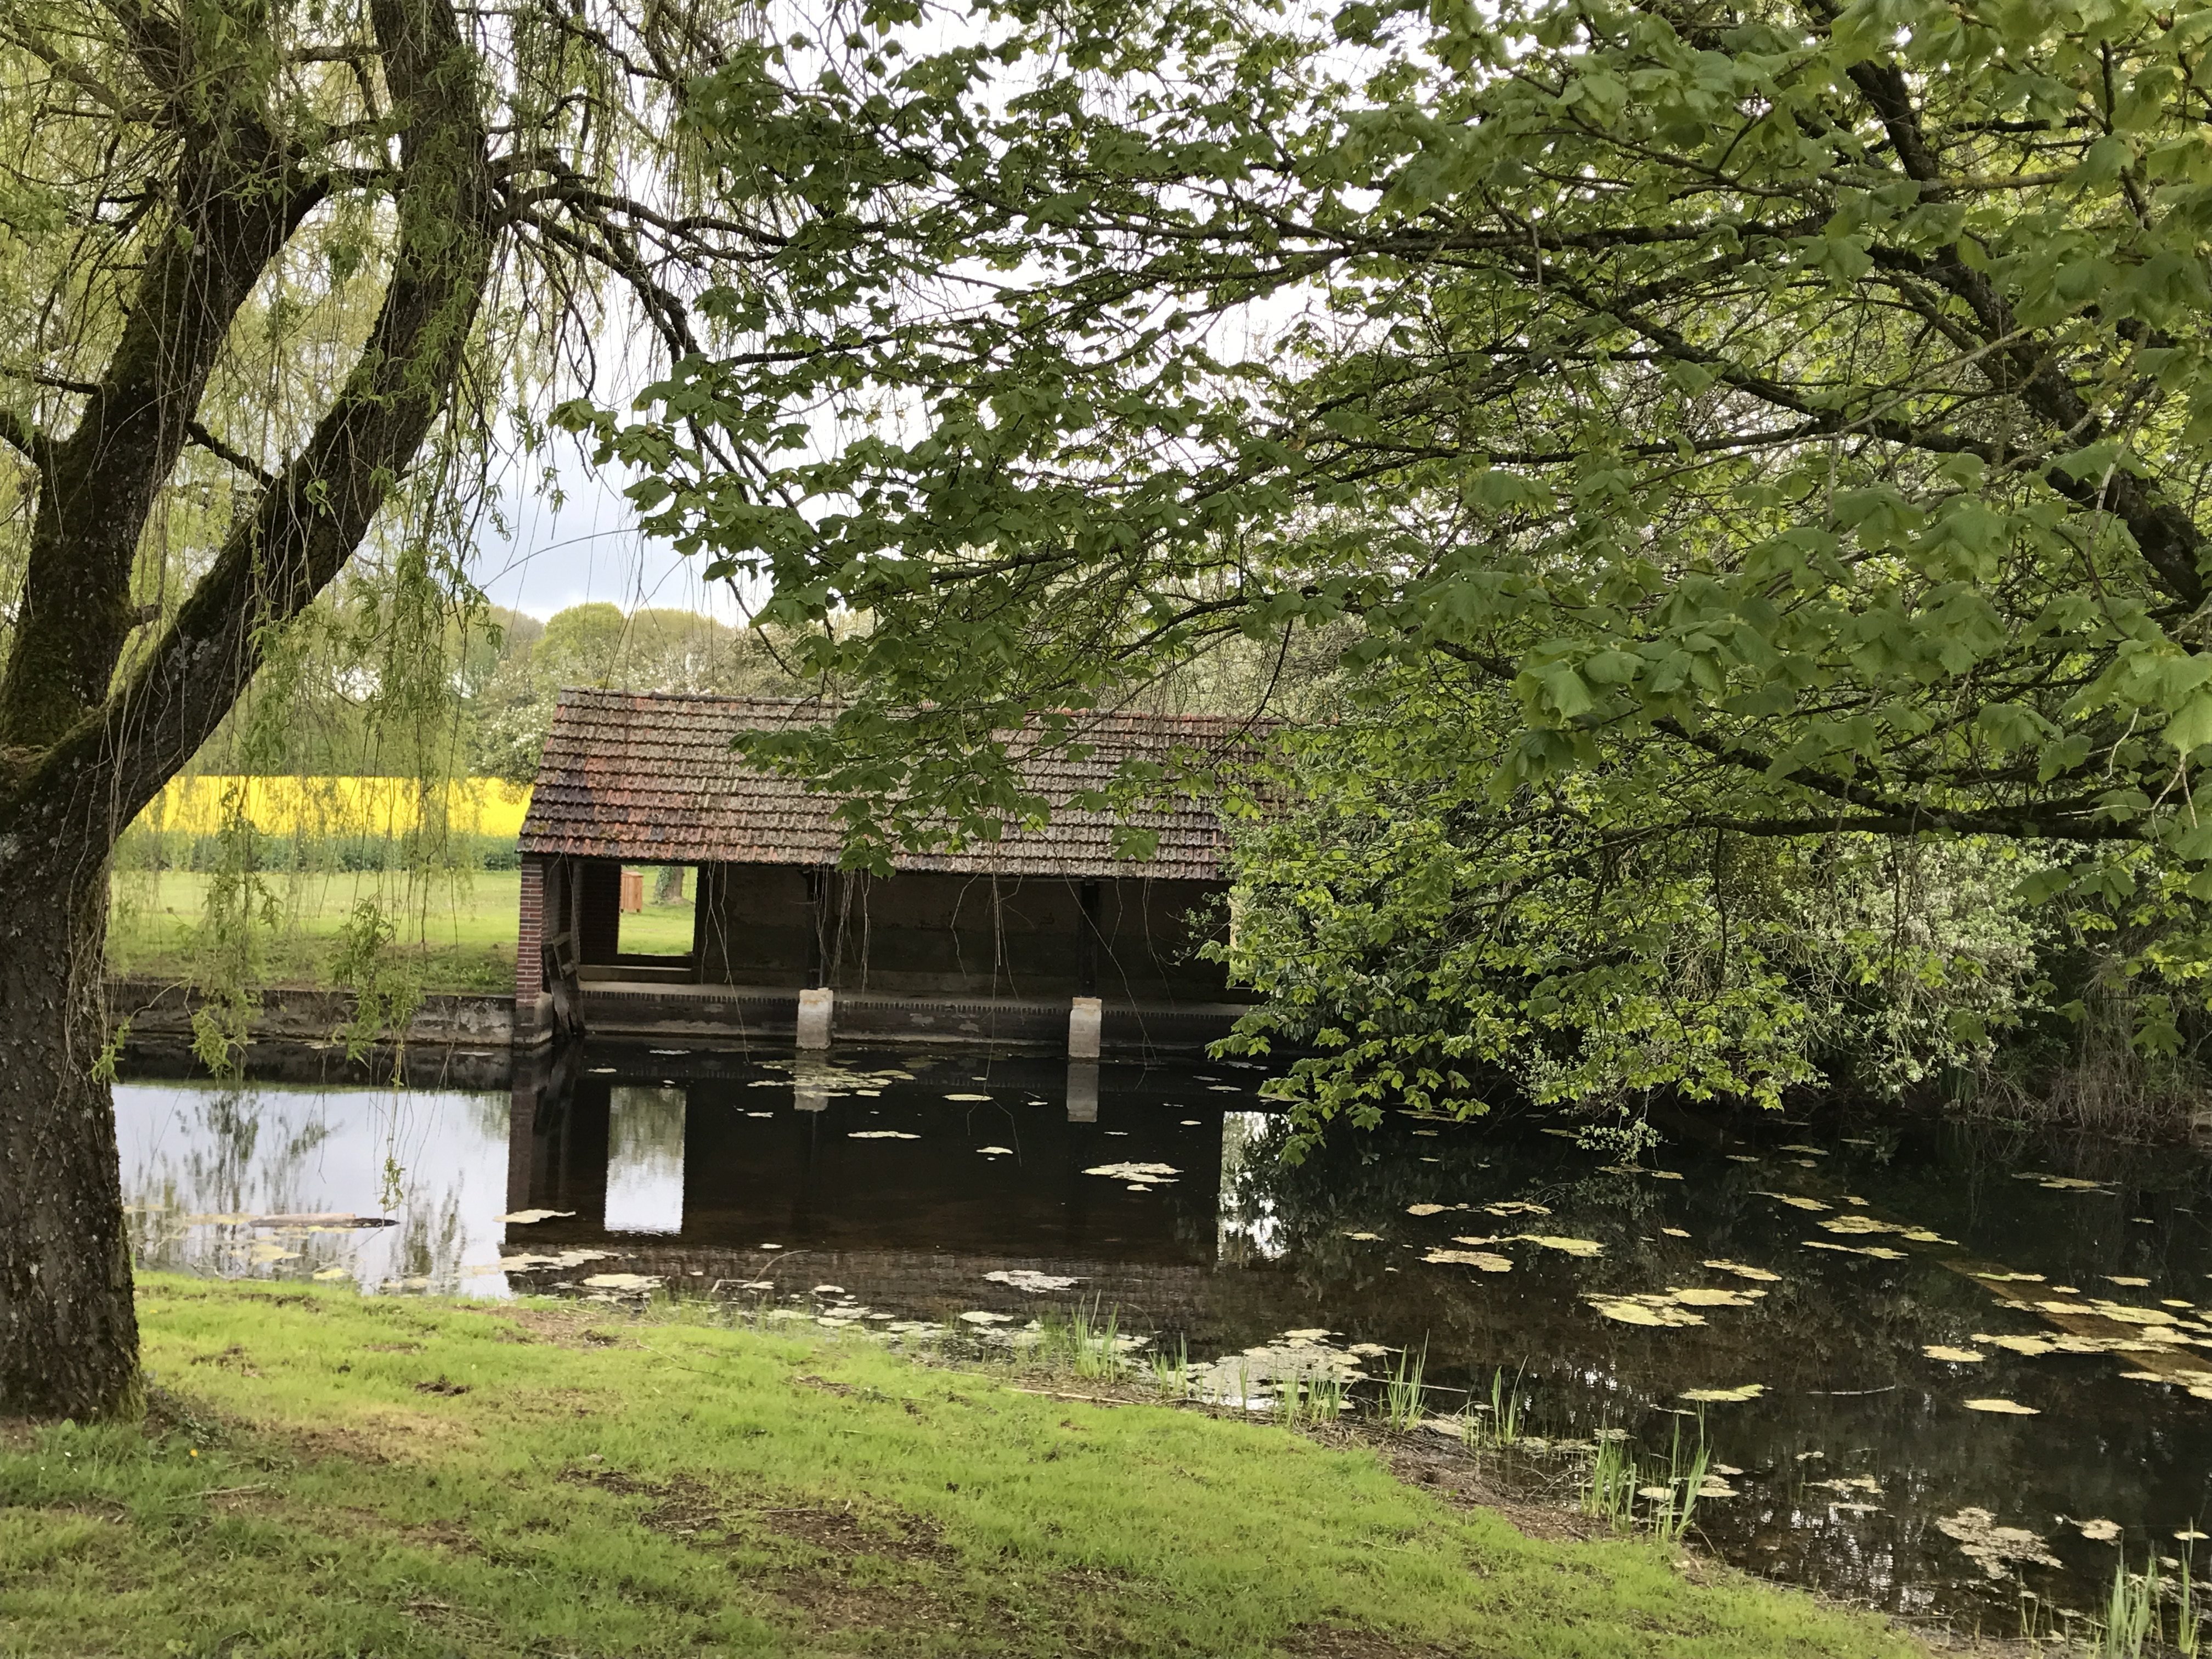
[612,864,698,980]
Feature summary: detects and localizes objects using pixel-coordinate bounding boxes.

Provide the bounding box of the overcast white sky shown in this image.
[470,440,750,625]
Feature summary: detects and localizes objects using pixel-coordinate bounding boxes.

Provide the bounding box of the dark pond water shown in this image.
[117,1040,2212,1637]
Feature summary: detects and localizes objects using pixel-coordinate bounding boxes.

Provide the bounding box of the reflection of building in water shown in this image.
[514,693,1261,1056]
[505,1048,1234,1324]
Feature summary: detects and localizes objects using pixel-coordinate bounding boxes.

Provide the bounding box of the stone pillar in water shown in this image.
[1066,1059,1099,1122]
[1068,996,1102,1059]
[796,986,834,1049]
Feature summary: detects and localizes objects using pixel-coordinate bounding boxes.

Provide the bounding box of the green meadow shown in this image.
[0,1277,1937,1658]
[106,868,696,992]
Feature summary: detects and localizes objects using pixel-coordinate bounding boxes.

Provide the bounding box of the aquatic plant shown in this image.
[1381,1344,1427,1432]
[1037,1298,1124,1380]
[1579,1431,1637,1530]
[1487,1364,1528,1450]
[1647,1421,1712,1549]
[2097,1551,2156,1659]
[1149,1337,1190,1400]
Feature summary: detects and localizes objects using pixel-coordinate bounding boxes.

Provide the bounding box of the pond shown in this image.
[116,1039,2212,1638]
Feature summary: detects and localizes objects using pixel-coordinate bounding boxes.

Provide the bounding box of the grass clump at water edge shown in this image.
[0,1277,1933,1657]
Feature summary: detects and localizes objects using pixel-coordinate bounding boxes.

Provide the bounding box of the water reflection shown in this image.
[112,1041,2212,1632]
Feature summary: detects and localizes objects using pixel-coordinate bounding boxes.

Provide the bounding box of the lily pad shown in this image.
[958,1310,1016,1325]
[1702,1260,1782,1282]
[1406,1203,1450,1216]
[1923,1345,1987,1363]
[1802,1240,1908,1260]
[1936,1507,2061,1578]
[494,1209,575,1224]
[1341,1230,1384,1241]
[984,1270,1084,1294]
[1679,1383,1764,1402]
[1515,1234,1604,1257]
[849,1130,921,1140]
[1586,1294,1705,1328]
[580,1272,661,1291]
[944,1092,992,1101]
[2107,1276,2153,1288]
[1482,1200,1551,1217]
[1667,1286,1766,1307]
[1972,1333,2056,1356]
[1962,1397,2040,1415]
[1759,1192,1831,1212]
[1421,1249,1512,1272]
[2078,1518,2123,1542]
[1662,1227,1691,1239]
[1084,1163,1179,1184]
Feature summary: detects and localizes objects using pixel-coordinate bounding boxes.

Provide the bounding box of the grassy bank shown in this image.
[0,1279,1928,1658]
[106,870,696,993]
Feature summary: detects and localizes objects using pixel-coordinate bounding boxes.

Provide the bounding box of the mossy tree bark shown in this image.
[0,0,497,1420]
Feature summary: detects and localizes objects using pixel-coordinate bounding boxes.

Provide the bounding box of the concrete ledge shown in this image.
[574,980,1250,1053]
[109,979,515,1047]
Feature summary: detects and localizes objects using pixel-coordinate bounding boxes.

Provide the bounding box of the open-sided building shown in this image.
[515,691,1256,1054]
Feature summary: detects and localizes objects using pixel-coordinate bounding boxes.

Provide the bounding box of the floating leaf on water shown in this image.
[1680,1383,1764,1402]
[984,1270,1084,1294]
[1695,1481,1740,1498]
[1709,1462,1743,1476]
[1962,1398,2040,1415]
[1972,1271,2046,1283]
[1812,1476,1883,1496]
[1702,1260,1782,1282]
[312,1266,351,1282]
[493,1209,575,1224]
[1758,1192,1831,1212]
[1637,1486,1676,1501]
[1802,1240,1908,1260]
[1972,1333,2057,1356]
[1725,1154,1760,1163]
[1406,1203,1449,1216]
[1538,1127,1578,1138]
[2088,1301,2180,1326]
[958,1311,1015,1325]
[1923,1345,1987,1363]
[1516,1234,1604,1257]
[977,1146,1014,1155]
[944,1093,992,1101]
[1585,1294,1706,1328]
[1778,1144,1827,1155]
[1083,1163,1180,1184]
[1668,1286,1767,1307]
[2181,1529,2212,1542]
[1341,1230,1384,1241]
[580,1273,661,1291]
[2107,1276,2153,1288]
[1421,1249,1512,1272]
[2077,1518,2123,1542]
[2013,1173,2108,1192]
[849,1130,921,1140]
[1662,1227,1691,1239]
[1936,1508,2062,1578]
[1483,1200,1551,1217]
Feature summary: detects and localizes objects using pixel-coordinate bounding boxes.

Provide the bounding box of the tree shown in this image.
[0,0,783,1419]
[580,0,2212,1119]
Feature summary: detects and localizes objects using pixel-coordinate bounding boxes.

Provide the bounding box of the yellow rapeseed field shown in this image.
[136,776,532,839]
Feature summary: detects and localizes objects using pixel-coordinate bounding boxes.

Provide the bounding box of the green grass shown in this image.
[0,1278,1931,1659]
[107,868,696,992]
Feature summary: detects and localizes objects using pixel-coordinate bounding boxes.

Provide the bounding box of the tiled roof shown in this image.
[518,690,1256,880]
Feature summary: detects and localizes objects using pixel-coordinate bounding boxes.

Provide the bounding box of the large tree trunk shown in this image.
[0,852,139,1419]
[0,0,497,1420]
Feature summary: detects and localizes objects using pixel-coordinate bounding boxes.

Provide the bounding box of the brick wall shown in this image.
[516,854,545,1001]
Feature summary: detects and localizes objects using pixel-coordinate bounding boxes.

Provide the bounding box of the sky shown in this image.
[469,442,750,625]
